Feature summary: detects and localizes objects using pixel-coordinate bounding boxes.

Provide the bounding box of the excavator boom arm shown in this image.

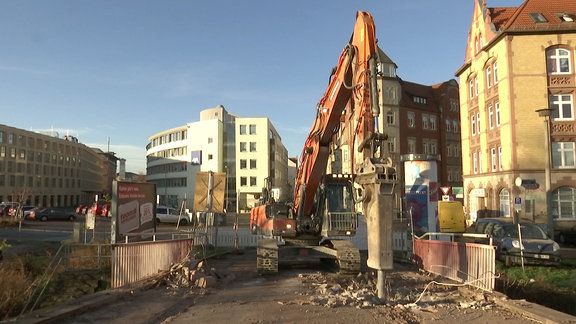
[293,11,379,217]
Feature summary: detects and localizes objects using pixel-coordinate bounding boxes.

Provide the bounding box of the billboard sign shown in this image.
[111,181,156,244]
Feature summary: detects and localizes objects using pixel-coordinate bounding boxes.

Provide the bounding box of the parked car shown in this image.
[76,203,90,214]
[28,207,77,221]
[473,217,561,266]
[101,203,111,217]
[91,201,111,217]
[17,205,36,219]
[557,225,576,245]
[0,202,19,216]
[156,206,191,226]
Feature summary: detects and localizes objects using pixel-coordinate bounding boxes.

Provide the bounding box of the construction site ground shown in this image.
[15,247,576,324]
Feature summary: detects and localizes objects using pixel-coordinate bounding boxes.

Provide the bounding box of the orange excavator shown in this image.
[250,11,397,298]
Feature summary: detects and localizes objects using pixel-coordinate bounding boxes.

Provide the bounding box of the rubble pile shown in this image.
[153,257,221,289]
[297,270,496,312]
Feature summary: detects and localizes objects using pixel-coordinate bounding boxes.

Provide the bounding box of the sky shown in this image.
[0,0,524,174]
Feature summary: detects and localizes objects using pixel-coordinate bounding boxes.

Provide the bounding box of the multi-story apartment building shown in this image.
[455,0,576,234]
[235,117,289,211]
[0,124,118,207]
[146,106,289,213]
[335,48,462,222]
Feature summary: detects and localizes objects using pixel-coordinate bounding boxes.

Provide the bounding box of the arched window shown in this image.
[552,187,576,220]
[547,47,571,74]
[499,188,510,217]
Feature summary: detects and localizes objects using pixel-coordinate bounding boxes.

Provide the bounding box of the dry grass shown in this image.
[0,253,50,320]
[65,243,112,269]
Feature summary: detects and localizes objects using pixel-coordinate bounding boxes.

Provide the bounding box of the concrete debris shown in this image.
[152,256,220,290]
[297,270,497,313]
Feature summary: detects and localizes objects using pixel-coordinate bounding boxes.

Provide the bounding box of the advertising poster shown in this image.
[111,181,156,244]
[404,159,438,233]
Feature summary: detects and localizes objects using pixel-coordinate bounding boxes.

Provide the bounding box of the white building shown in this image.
[235,116,290,211]
[146,105,289,213]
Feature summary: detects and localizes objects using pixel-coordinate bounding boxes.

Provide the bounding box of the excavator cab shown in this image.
[319,174,358,237]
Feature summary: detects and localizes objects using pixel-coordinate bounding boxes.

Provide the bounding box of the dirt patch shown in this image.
[6,240,574,323]
[27,248,533,324]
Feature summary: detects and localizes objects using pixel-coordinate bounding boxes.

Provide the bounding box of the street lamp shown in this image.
[535,108,554,239]
[224,164,228,213]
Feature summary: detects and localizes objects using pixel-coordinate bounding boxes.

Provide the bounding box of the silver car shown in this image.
[155,206,192,226]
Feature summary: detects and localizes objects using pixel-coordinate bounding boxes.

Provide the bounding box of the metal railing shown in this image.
[111,238,194,288]
[412,233,496,291]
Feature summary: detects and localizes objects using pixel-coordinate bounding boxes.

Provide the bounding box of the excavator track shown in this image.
[331,240,361,274]
[256,238,278,275]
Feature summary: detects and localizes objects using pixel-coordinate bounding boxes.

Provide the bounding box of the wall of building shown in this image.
[457,1,576,231]
[147,107,289,213]
[0,124,113,207]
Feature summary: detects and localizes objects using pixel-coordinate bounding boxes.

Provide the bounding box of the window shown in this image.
[386,137,396,153]
[413,96,427,104]
[407,138,416,154]
[493,62,498,84]
[240,177,247,186]
[422,114,430,129]
[474,76,479,96]
[207,154,213,160]
[491,148,497,171]
[450,99,459,112]
[560,14,575,22]
[471,115,476,136]
[249,124,256,134]
[429,115,437,130]
[8,133,13,144]
[386,111,395,125]
[249,142,256,152]
[486,66,492,88]
[495,102,501,126]
[407,112,415,128]
[423,139,437,155]
[529,12,548,23]
[498,146,503,170]
[476,112,480,134]
[385,86,396,102]
[250,176,257,186]
[469,79,474,99]
[550,94,574,120]
[499,189,510,217]
[547,48,571,74]
[452,120,459,133]
[445,119,452,132]
[239,142,247,152]
[552,187,576,220]
[240,159,247,169]
[250,159,257,169]
[207,137,213,144]
[239,125,246,135]
[0,132,3,143]
[488,105,494,129]
[479,151,482,173]
[552,142,576,168]
[473,152,478,174]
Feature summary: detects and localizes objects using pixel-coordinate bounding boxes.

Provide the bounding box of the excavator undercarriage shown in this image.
[256,238,361,275]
